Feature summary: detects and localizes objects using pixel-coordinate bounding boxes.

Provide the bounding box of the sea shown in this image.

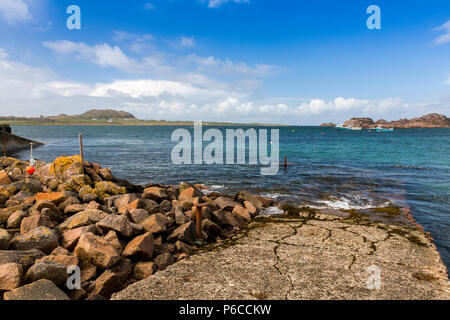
[10,125,450,272]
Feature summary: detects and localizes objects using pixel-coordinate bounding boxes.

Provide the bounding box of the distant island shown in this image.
[322,113,450,129]
[0,109,279,126]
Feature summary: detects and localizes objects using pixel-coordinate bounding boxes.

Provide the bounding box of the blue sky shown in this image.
[0,0,449,124]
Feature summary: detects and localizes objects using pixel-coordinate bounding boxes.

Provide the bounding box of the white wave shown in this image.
[260,206,284,216]
[260,193,285,199]
[310,198,378,210]
[202,184,226,195]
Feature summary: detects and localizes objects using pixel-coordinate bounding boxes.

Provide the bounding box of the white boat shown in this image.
[336,124,362,131]
[375,125,394,132]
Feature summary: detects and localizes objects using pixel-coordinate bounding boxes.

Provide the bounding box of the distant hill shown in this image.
[0,109,280,126]
[343,113,450,129]
[0,109,136,122]
[78,109,135,120]
[47,109,136,121]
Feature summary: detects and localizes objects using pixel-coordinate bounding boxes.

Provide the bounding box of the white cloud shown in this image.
[433,20,450,45]
[178,36,195,48]
[112,31,154,53]
[43,40,137,72]
[185,54,278,77]
[207,0,249,9]
[43,39,279,82]
[0,0,31,24]
[1,48,446,124]
[144,3,155,10]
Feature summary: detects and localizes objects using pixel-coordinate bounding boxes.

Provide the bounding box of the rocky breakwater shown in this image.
[0,155,273,300]
[343,113,450,129]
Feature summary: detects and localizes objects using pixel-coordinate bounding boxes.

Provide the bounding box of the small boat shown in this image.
[336,124,362,131]
[375,126,394,132]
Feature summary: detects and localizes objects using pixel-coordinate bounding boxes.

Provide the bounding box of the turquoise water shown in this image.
[10,125,450,271]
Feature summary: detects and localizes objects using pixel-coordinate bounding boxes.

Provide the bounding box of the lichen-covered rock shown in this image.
[128,208,149,224]
[0,249,45,268]
[0,262,23,290]
[175,241,193,255]
[50,246,69,255]
[139,213,169,234]
[214,197,239,212]
[142,186,168,202]
[61,225,97,250]
[0,184,18,203]
[243,200,257,215]
[6,210,27,229]
[20,215,52,234]
[63,203,86,215]
[93,181,126,199]
[98,168,114,181]
[25,260,67,286]
[80,261,97,283]
[60,174,90,193]
[154,252,176,270]
[50,155,83,178]
[35,192,67,205]
[3,279,70,300]
[20,178,43,194]
[60,209,107,230]
[174,206,190,225]
[0,228,12,249]
[133,261,157,280]
[167,222,196,243]
[9,226,59,254]
[96,215,134,237]
[178,186,202,201]
[10,190,34,203]
[202,219,223,237]
[234,191,263,211]
[0,170,12,186]
[74,233,120,269]
[92,270,122,298]
[122,232,155,260]
[110,258,133,283]
[38,254,79,268]
[232,205,251,222]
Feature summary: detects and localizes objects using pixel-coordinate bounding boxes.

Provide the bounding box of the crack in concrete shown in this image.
[271,224,298,300]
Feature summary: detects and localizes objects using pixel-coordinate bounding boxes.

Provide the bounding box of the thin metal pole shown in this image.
[30,142,33,158]
[79,134,84,163]
[194,206,202,240]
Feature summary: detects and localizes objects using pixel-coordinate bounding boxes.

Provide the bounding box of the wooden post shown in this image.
[79,134,84,163]
[284,156,287,170]
[194,206,202,240]
[2,138,6,157]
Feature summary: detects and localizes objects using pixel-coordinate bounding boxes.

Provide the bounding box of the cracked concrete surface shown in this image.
[113,212,450,300]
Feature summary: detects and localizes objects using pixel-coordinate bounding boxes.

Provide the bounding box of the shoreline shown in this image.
[1,122,289,127]
[4,122,450,128]
[0,155,448,300]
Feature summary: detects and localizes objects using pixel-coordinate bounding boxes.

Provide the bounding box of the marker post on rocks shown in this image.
[284,156,287,170]
[79,134,84,163]
[2,137,6,157]
[193,205,204,240]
